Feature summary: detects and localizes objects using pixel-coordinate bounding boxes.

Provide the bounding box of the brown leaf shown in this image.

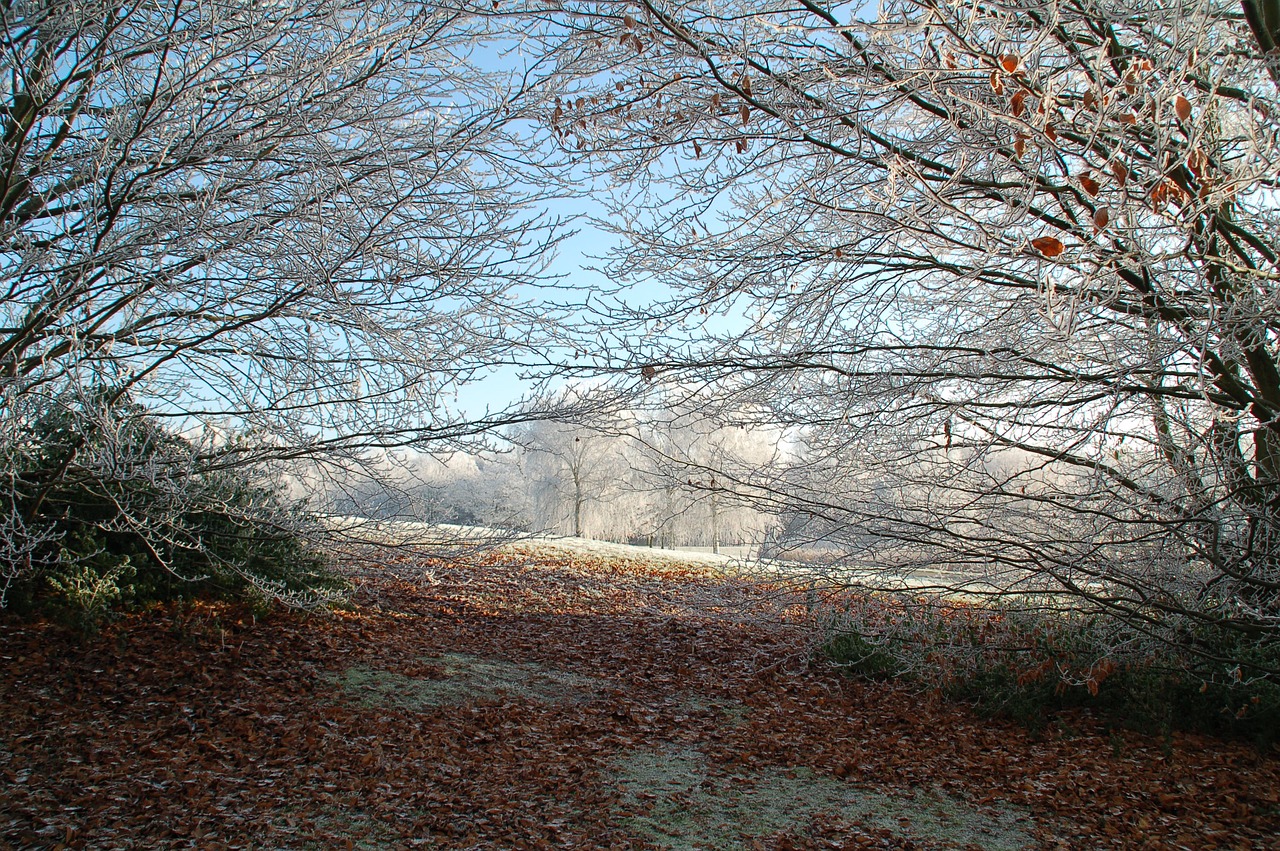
[1111,161,1128,187]
[1010,91,1026,116]
[1175,94,1192,122]
[623,13,635,28]
[1000,54,1019,73]
[742,74,752,97]
[1080,174,1100,196]
[1031,236,1065,257]
[1093,207,1110,232]
[1187,148,1207,178]
[739,103,750,125]
[1083,90,1097,110]
[990,71,1003,95]
[1044,123,1058,142]
[1118,112,1137,125]
[1013,134,1026,159]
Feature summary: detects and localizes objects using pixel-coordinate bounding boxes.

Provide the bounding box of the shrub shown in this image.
[816,590,1280,744]
[1,391,344,627]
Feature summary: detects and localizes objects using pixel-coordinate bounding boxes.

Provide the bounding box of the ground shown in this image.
[2,542,1278,849]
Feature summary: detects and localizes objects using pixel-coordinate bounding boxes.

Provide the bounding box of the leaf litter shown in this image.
[1,541,1278,849]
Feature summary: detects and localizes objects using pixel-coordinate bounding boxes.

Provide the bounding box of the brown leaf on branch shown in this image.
[1111,161,1128,187]
[739,103,750,125]
[1187,149,1208,179]
[1079,173,1100,196]
[1000,54,1019,73]
[1093,207,1110,232]
[990,71,1003,95]
[1031,236,1065,257]
[1175,95,1192,122]
[1010,91,1026,116]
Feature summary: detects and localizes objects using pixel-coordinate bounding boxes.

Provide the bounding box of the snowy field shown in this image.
[321,516,1028,597]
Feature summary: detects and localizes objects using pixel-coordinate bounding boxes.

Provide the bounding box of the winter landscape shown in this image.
[4,0,1280,847]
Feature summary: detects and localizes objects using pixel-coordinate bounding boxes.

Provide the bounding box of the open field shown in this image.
[3,543,1278,849]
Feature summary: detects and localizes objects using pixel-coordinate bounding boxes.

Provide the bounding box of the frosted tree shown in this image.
[543,0,1280,674]
[0,0,570,604]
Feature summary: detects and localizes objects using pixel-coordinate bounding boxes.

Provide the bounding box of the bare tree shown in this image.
[517,417,632,538]
[0,0,569,601]
[543,0,1280,674]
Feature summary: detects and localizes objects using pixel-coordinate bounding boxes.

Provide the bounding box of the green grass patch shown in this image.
[610,746,1035,849]
[328,653,602,709]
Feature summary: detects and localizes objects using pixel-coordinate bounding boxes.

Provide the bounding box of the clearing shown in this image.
[2,541,1278,848]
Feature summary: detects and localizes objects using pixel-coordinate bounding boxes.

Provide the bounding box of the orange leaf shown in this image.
[1111,161,1128,187]
[1001,54,1019,73]
[1031,236,1065,257]
[1175,94,1191,122]
[1187,149,1207,178]
[990,71,1003,94]
[1080,174,1100,196]
[1010,91,1026,116]
[1093,207,1109,231]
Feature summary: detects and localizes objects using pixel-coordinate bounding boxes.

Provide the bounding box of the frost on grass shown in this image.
[330,653,600,709]
[611,746,1035,850]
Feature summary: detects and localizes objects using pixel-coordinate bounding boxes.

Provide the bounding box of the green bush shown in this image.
[2,392,345,627]
[819,594,1280,744]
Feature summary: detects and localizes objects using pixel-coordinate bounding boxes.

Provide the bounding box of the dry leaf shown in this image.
[1175,95,1192,122]
[1083,90,1097,110]
[623,13,635,28]
[1080,174,1100,196]
[739,103,750,125]
[1093,207,1110,231]
[1031,236,1065,257]
[1010,91,1026,116]
[1014,134,1027,159]
[1001,54,1019,73]
[1111,161,1128,187]
[990,71,1003,95]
